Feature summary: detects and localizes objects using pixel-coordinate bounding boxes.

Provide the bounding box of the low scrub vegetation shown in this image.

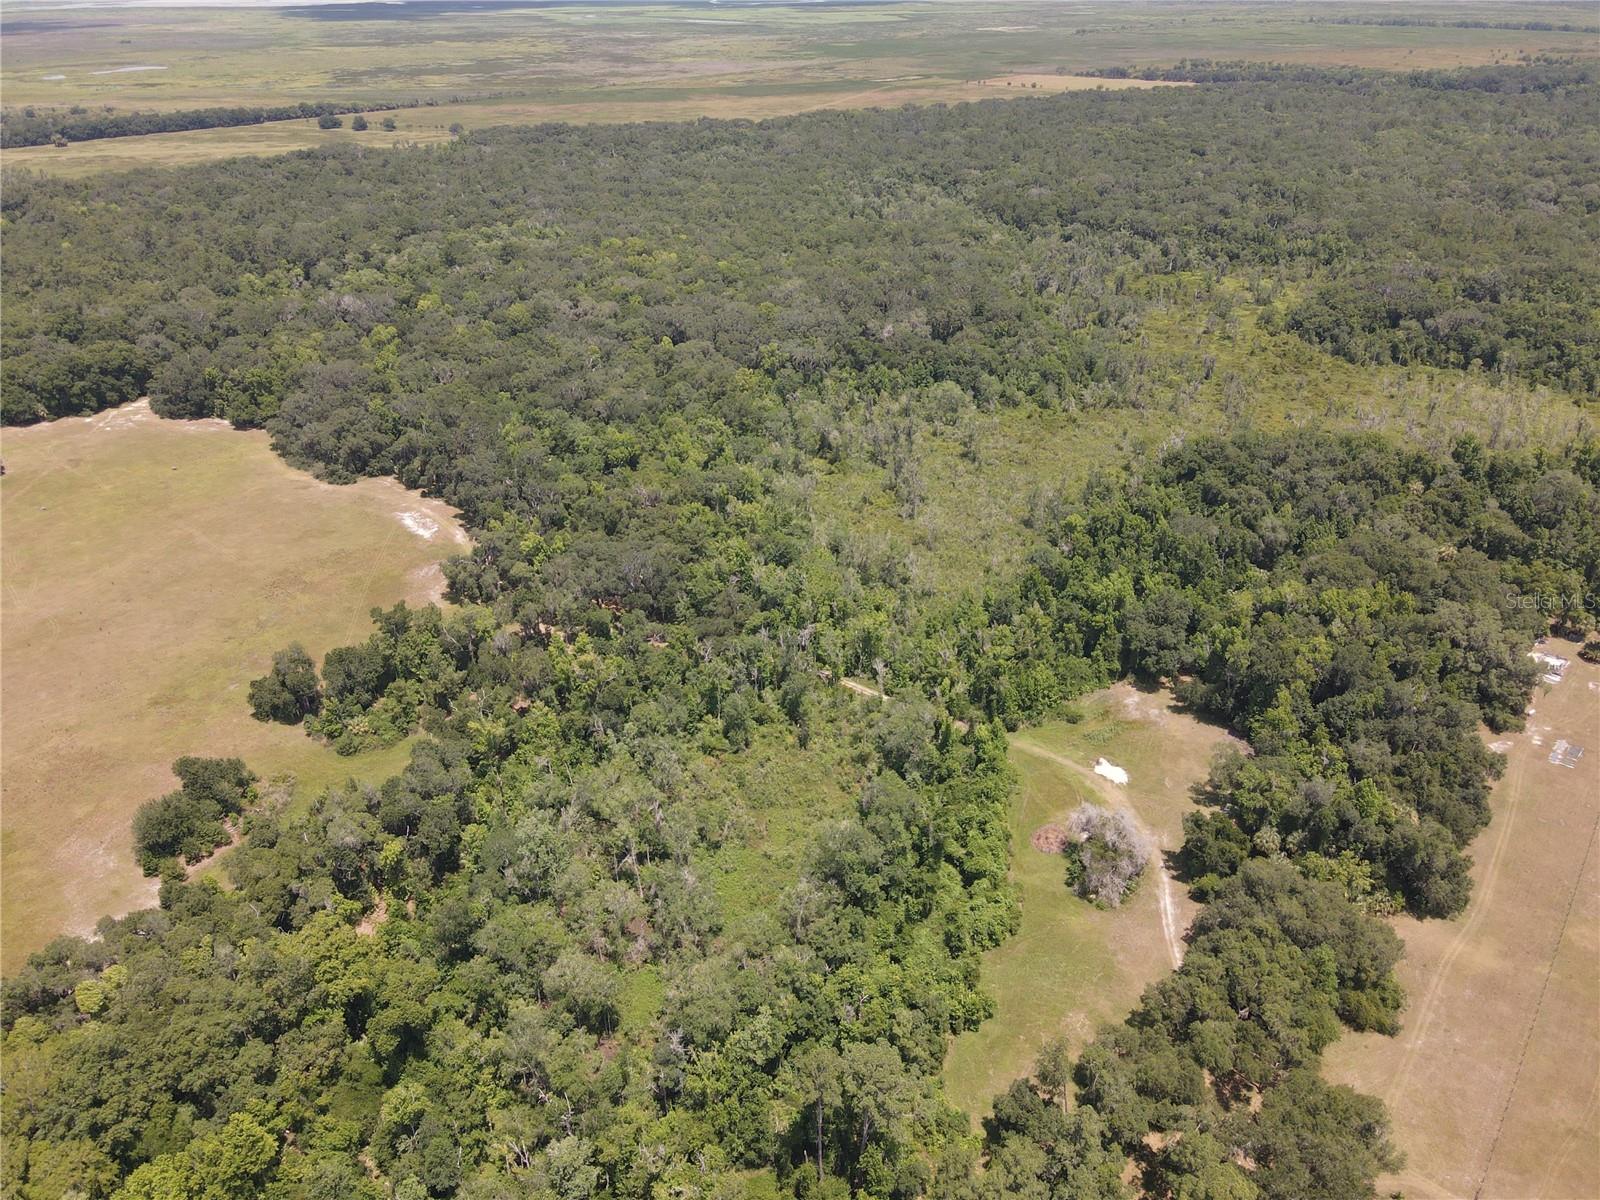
[1061,805,1150,907]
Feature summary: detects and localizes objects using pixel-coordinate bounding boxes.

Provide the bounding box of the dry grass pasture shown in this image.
[0,401,467,971]
[1326,639,1600,1200]
[977,73,1193,92]
[942,684,1242,1120]
[0,115,458,178]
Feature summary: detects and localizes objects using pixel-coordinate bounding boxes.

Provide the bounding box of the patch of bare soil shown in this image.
[1031,823,1071,854]
[355,894,390,937]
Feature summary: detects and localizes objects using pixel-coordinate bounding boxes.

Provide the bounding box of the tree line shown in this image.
[0,101,424,149]
[1312,15,1598,33]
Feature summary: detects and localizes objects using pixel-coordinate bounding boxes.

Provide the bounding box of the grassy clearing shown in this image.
[0,402,467,971]
[1325,639,1600,1200]
[704,715,863,936]
[0,116,458,177]
[811,283,1594,601]
[942,684,1241,1121]
[3,1,1592,176]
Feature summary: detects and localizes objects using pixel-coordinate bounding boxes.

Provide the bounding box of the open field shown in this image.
[1326,639,1600,1200]
[0,114,458,176]
[0,73,1186,177]
[942,684,1243,1120]
[0,401,467,971]
[3,1,1593,175]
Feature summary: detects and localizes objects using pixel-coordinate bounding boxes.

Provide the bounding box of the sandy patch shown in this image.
[83,397,155,431]
[1120,689,1176,726]
[1157,864,1182,970]
[406,561,449,605]
[355,893,389,937]
[396,509,440,539]
[1093,758,1129,785]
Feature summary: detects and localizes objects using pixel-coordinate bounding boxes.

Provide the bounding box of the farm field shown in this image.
[0,401,467,971]
[1325,639,1600,1200]
[3,0,1593,175]
[942,684,1243,1120]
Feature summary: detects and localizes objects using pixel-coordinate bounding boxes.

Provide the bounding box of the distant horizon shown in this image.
[4,0,1590,10]
[5,0,900,10]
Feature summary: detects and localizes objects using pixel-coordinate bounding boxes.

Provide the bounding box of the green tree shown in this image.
[1149,1131,1257,1200]
[248,644,321,723]
[788,1044,843,1183]
[115,1112,278,1200]
[1245,1071,1401,1200]
[130,757,253,873]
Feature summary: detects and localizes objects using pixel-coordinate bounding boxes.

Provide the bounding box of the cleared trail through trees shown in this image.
[839,678,889,701]
[1156,861,1183,971]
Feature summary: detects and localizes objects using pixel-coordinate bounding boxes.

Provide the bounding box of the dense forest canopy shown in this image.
[3,67,1597,434]
[3,65,1598,1200]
